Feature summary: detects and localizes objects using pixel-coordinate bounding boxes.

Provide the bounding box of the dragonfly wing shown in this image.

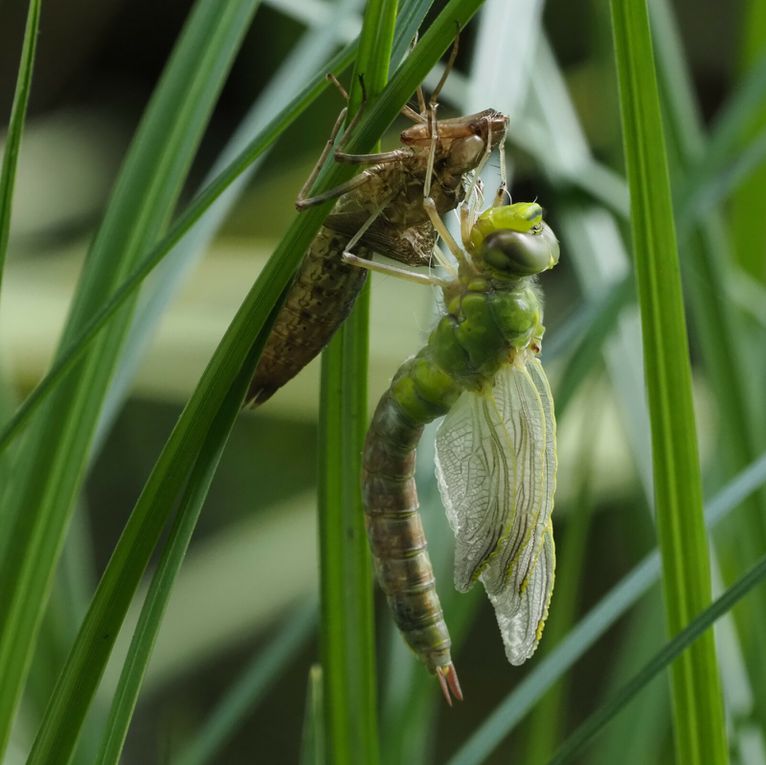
[435,356,557,662]
[481,357,557,663]
[481,357,557,596]
[435,384,520,592]
[487,520,555,665]
[434,356,555,594]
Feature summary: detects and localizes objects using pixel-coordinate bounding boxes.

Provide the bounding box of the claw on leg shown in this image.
[436,663,463,705]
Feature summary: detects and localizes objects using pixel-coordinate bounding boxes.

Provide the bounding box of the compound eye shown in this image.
[483,224,560,276]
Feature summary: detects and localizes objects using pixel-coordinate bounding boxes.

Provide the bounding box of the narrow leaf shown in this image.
[610,1,728,760]
[549,553,766,764]
[0,0,42,294]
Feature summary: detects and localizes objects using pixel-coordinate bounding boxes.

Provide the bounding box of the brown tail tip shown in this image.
[436,664,463,705]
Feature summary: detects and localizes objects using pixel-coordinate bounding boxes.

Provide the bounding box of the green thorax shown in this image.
[389,201,559,425]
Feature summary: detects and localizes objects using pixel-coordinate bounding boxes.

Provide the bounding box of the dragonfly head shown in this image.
[471,203,560,278]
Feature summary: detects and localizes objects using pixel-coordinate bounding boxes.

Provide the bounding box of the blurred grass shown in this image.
[315,1,396,761]
[730,0,766,284]
[610,0,728,760]
[2,0,766,763]
[0,0,40,294]
[0,2,263,757]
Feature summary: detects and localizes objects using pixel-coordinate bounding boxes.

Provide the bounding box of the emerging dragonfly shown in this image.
[247,52,508,405]
[360,184,559,703]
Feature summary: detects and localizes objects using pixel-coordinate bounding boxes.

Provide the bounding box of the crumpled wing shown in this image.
[487,520,555,665]
[434,356,557,663]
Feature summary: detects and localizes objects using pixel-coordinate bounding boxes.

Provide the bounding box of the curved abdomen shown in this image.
[362,357,462,698]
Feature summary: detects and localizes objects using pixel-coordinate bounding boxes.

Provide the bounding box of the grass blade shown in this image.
[610,1,728,760]
[318,286,378,765]
[26,292,281,764]
[92,385,268,765]
[446,452,766,765]
[301,666,326,765]
[651,0,766,732]
[0,2,261,755]
[730,3,766,283]
[175,605,317,765]
[0,0,41,295]
[18,4,487,760]
[0,41,357,455]
[316,2,397,762]
[549,553,766,764]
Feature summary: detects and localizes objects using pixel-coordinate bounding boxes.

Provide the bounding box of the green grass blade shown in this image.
[17,6,485,760]
[0,1,261,755]
[610,1,728,761]
[92,402,246,765]
[175,604,317,765]
[730,2,766,283]
[549,552,766,764]
[318,285,378,765]
[301,666,326,765]
[445,451,766,765]
[0,41,356,456]
[26,292,282,765]
[316,2,397,762]
[0,0,41,295]
[651,0,766,736]
[0,0,477,457]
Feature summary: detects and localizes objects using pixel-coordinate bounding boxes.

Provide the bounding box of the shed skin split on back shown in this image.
[246,105,508,406]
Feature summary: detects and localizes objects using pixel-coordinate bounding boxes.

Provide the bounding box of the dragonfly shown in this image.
[247,52,508,405]
[360,183,559,703]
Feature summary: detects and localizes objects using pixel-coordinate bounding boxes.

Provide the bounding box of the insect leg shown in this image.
[429,32,460,107]
[338,196,448,286]
[326,72,350,103]
[296,167,379,210]
[423,197,465,264]
[343,254,449,286]
[416,85,427,117]
[334,147,410,165]
[431,243,458,276]
[295,106,350,208]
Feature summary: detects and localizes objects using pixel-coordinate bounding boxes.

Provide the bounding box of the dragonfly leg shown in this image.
[423,196,465,264]
[431,243,458,276]
[326,72,350,103]
[334,147,410,166]
[423,104,440,199]
[295,104,348,210]
[342,253,449,287]
[296,167,379,210]
[429,32,460,107]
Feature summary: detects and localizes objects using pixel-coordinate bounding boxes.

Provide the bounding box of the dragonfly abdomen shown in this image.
[362,388,460,697]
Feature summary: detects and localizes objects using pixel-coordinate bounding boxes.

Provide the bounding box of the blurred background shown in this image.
[1,0,763,763]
